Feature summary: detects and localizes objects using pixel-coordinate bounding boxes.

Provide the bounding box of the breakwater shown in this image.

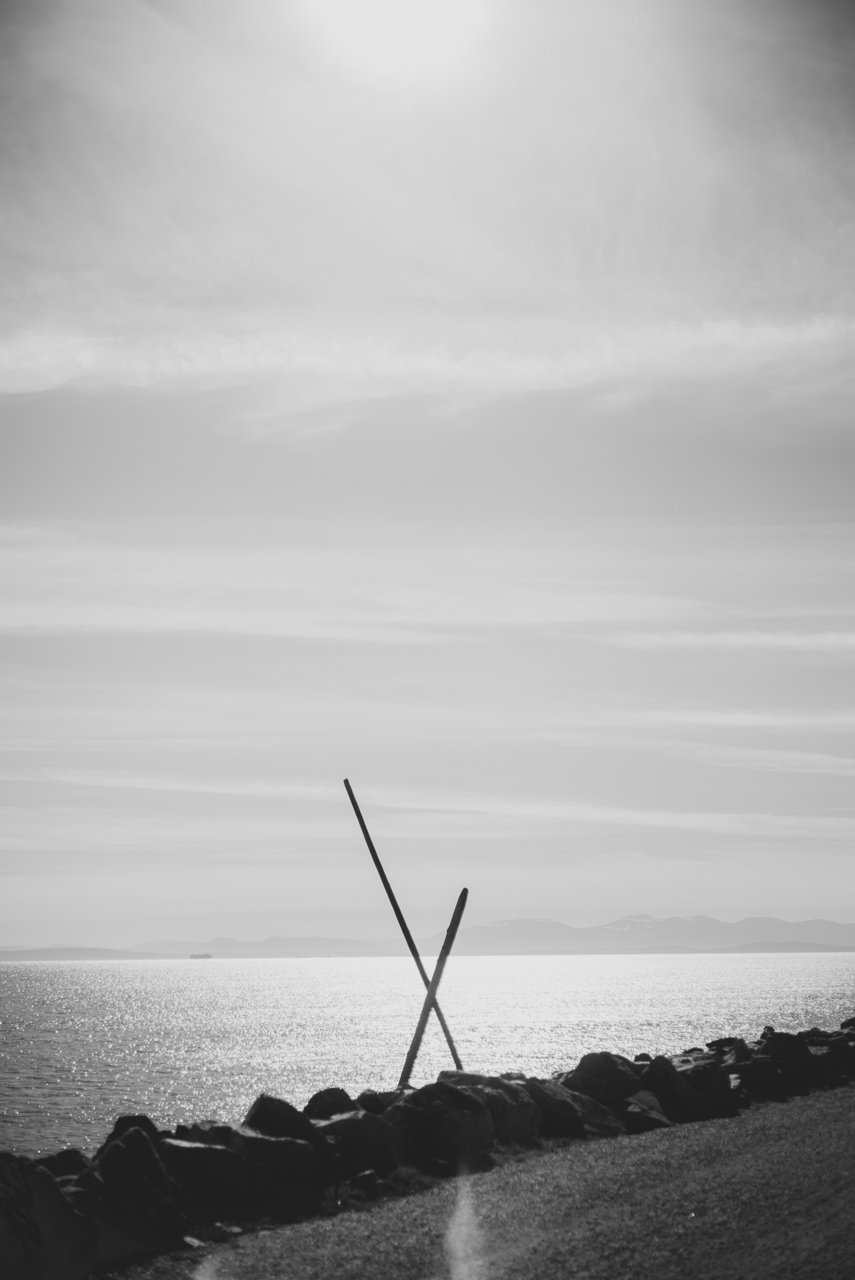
[3,1015,855,1280]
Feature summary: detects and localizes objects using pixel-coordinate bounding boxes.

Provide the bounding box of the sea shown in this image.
[2,952,854,1158]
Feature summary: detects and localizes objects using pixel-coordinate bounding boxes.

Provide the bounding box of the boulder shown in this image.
[1,1154,42,1280]
[303,1087,360,1120]
[734,1055,787,1101]
[611,1090,673,1135]
[355,1088,408,1116]
[244,1093,337,1183]
[758,1032,813,1094]
[312,1110,403,1179]
[384,1081,494,1172]
[554,1052,641,1104]
[173,1122,324,1213]
[94,1114,163,1157]
[521,1079,624,1139]
[463,1080,541,1145]
[673,1056,738,1118]
[157,1139,275,1224]
[638,1056,710,1123]
[0,1152,98,1280]
[807,1044,847,1089]
[437,1071,493,1086]
[707,1038,753,1066]
[826,1033,855,1072]
[34,1150,91,1181]
[705,1037,744,1053]
[66,1127,186,1264]
[840,1015,855,1031]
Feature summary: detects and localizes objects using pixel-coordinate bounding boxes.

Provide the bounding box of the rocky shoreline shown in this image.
[4,1016,855,1279]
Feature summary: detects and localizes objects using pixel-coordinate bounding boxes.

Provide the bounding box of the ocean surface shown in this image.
[3,952,855,1157]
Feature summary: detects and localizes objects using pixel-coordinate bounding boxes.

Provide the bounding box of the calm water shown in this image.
[2,953,854,1157]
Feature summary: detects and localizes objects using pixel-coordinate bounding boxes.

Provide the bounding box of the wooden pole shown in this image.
[343,778,463,1071]
[398,887,468,1089]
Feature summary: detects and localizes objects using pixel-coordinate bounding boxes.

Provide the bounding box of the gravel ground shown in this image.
[109,1084,855,1280]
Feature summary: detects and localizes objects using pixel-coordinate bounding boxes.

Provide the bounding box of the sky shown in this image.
[1,0,854,946]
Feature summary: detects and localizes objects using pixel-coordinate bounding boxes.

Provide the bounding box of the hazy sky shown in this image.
[1,0,854,946]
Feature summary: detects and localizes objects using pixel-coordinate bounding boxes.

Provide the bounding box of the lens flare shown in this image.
[445,1177,486,1280]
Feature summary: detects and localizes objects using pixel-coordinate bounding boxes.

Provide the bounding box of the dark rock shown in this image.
[826,1033,855,1071]
[721,1040,753,1066]
[759,1032,814,1095]
[673,1057,738,1118]
[312,1110,403,1179]
[807,1044,847,1089]
[384,1081,494,1172]
[734,1055,788,1101]
[705,1037,744,1052]
[173,1122,324,1212]
[561,1090,626,1138]
[611,1090,674,1134]
[350,1169,379,1195]
[498,1071,528,1082]
[638,1056,710,1123]
[554,1052,641,1104]
[95,1114,162,1157]
[840,1015,855,1030]
[706,1037,753,1065]
[0,1152,98,1280]
[68,1126,186,1263]
[355,1088,408,1116]
[244,1093,337,1183]
[158,1140,275,1224]
[634,1053,652,1063]
[462,1079,541,1144]
[762,1029,814,1070]
[303,1087,361,1120]
[35,1149,92,1181]
[437,1070,493,1086]
[521,1079,624,1139]
[0,1154,43,1280]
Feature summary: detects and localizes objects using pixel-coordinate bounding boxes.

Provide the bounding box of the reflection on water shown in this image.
[2,952,854,1156]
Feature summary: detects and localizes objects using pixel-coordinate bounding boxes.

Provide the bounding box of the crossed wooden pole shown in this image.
[344,779,466,1087]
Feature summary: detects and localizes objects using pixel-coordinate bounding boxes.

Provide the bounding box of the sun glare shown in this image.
[298,0,489,89]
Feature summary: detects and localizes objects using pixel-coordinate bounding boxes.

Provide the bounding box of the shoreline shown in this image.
[4,1015,855,1278]
[107,1087,855,1280]
[4,944,855,961]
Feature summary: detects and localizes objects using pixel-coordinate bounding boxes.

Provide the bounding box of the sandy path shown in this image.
[112,1085,855,1280]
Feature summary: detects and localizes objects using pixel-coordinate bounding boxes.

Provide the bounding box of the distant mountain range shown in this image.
[3,914,855,960]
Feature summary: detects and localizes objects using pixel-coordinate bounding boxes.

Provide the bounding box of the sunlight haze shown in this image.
[1,0,853,947]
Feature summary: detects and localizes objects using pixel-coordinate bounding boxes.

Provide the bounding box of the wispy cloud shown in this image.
[615,631,855,653]
[2,312,851,400]
[645,741,855,778]
[601,710,855,733]
[0,523,697,641]
[0,766,338,803]
[366,785,855,842]
[3,768,851,843]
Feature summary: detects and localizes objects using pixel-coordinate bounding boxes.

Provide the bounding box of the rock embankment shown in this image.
[3,1017,855,1279]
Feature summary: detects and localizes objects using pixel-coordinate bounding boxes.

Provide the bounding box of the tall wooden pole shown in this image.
[343,778,463,1071]
[398,888,468,1088]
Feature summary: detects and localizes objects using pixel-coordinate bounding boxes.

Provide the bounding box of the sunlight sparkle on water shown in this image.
[2,953,854,1155]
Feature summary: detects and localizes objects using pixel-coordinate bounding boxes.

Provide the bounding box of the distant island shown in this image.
[3,913,855,960]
